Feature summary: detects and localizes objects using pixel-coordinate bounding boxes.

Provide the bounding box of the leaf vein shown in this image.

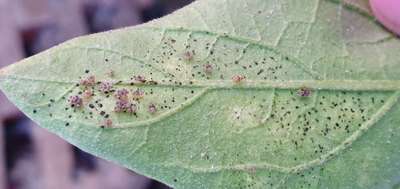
[143,27,321,79]
[159,91,400,174]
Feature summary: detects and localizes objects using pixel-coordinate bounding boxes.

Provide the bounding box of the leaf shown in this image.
[1,0,400,188]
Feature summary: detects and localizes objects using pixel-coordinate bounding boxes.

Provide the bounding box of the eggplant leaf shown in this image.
[1,0,400,188]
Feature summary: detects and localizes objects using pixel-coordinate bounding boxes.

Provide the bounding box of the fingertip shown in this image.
[370,0,400,35]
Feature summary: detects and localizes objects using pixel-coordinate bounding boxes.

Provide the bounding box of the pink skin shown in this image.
[370,0,400,35]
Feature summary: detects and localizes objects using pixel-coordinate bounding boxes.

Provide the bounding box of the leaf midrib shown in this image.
[3,75,400,91]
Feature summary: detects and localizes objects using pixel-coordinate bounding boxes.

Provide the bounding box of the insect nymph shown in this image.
[232,75,245,83]
[298,87,312,97]
[68,95,83,108]
[183,51,194,61]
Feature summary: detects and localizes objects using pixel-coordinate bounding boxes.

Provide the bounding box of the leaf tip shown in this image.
[0,61,21,91]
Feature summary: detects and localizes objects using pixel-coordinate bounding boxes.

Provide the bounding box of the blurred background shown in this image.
[0,0,194,189]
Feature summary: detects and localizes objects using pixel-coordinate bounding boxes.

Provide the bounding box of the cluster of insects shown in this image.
[66,71,158,129]
[132,88,145,99]
[79,75,96,87]
[68,95,83,108]
[59,34,320,132]
[99,82,113,93]
[114,89,138,113]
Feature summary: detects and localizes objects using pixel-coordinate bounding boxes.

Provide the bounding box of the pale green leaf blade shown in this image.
[1,0,400,188]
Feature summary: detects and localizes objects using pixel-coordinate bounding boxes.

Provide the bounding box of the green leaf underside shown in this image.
[1,0,400,188]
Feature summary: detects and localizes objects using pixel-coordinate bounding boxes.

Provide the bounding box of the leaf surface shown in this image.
[1,0,400,188]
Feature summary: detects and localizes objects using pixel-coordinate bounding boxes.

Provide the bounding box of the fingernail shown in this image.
[370,0,400,35]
